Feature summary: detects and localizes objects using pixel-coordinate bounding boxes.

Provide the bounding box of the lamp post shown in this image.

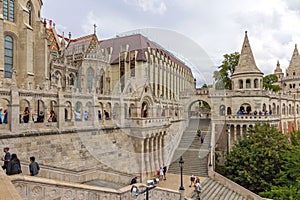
[209,144,212,167]
[179,156,185,191]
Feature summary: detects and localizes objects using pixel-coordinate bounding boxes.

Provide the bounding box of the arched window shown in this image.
[69,74,74,86]
[99,70,104,94]
[219,105,225,116]
[238,80,243,89]
[3,0,15,22]
[26,1,32,26]
[87,68,93,92]
[282,104,286,115]
[254,79,258,88]
[246,79,251,88]
[4,36,13,78]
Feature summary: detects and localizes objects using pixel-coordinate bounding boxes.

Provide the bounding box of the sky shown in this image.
[42,0,300,85]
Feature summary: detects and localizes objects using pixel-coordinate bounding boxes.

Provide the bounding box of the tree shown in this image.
[214,52,240,90]
[223,124,291,194]
[263,74,281,92]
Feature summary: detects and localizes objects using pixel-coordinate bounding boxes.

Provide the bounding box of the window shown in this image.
[26,1,32,26]
[4,36,13,78]
[130,52,135,77]
[219,105,225,116]
[239,80,243,89]
[246,79,251,88]
[3,0,14,22]
[254,79,258,88]
[87,68,93,92]
[99,70,104,94]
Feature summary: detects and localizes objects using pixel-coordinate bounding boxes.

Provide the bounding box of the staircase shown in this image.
[167,118,211,177]
[189,178,247,200]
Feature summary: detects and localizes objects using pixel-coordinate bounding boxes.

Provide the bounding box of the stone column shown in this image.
[144,138,149,176]
[140,139,145,182]
[56,90,65,130]
[10,89,20,133]
[158,134,163,167]
[234,125,237,142]
[240,125,244,139]
[150,137,155,174]
[154,135,160,170]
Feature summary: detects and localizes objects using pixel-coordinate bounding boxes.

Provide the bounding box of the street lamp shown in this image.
[209,144,212,167]
[179,156,185,191]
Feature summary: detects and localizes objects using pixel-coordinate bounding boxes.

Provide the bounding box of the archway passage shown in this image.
[188,100,211,119]
[239,103,252,115]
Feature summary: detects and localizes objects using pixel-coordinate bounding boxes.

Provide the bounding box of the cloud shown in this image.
[123,0,167,15]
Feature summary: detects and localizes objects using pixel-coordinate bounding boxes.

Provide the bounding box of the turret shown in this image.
[231,31,263,90]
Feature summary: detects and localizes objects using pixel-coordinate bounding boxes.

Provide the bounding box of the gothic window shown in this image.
[293,71,296,76]
[3,0,14,22]
[246,79,251,88]
[4,36,13,78]
[282,104,286,115]
[99,71,104,94]
[227,107,232,115]
[69,74,75,86]
[238,80,243,89]
[26,1,32,26]
[219,105,225,116]
[130,51,135,77]
[254,79,258,88]
[120,54,125,92]
[87,68,94,92]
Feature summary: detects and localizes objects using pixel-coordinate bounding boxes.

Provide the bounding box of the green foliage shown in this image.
[224,124,291,194]
[214,52,240,90]
[201,84,208,88]
[263,74,282,92]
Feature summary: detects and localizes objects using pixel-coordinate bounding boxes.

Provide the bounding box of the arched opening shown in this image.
[238,80,243,89]
[246,79,251,88]
[104,103,111,120]
[239,103,251,114]
[85,102,93,121]
[219,105,226,116]
[262,103,266,112]
[33,100,45,122]
[0,98,10,124]
[141,102,148,118]
[98,102,103,120]
[188,100,211,118]
[65,101,72,121]
[227,107,232,115]
[75,102,83,121]
[282,103,286,115]
[254,79,258,88]
[19,99,30,123]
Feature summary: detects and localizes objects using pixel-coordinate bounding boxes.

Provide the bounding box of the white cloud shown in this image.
[123,0,167,15]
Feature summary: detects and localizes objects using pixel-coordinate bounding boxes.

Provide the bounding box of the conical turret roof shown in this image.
[287,44,300,69]
[233,31,263,76]
[274,60,283,74]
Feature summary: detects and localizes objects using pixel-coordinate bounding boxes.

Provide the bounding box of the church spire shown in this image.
[233,31,263,76]
[288,44,300,69]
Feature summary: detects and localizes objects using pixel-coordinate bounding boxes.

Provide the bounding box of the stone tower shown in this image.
[0,0,48,88]
[231,31,264,91]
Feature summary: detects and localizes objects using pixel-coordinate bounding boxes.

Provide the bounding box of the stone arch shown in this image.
[187,99,211,118]
[227,107,232,115]
[219,105,226,116]
[19,99,30,123]
[65,101,72,121]
[240,103,251,114]
[75,101,83,121]
[33,99,45,122]
[105,102,111,120]
[282,103,286,115]
[272,103,276,115]
[129,103,135,117]
[98,102,103,120]
[246,79,251,88]
[52,70,62,86]
[85,101,93,120]
[277,105,280,115]
[262,103,266,112]
[141,96,153,118]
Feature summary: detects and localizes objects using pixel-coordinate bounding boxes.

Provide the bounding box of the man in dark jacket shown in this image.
[29,156,40,176]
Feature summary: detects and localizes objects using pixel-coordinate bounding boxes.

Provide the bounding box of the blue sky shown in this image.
[42,0,300,85]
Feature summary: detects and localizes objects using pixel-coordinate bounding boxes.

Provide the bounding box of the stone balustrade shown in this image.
[10,175,181,200]
[226,115,280,122]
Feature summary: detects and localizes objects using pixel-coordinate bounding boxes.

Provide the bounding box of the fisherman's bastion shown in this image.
[1,0,300,199]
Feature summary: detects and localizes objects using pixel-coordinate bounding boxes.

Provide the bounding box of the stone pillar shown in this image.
[234,125,237,141]
[56,90,65,130]
[144,138,150,177]
[10,89,20,133]
[150,137,155,174]
[140,139,145,182]
[240,125,244,139]
[158,134,163,167]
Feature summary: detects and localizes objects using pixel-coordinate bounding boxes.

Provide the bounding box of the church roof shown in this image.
[65,34,99,56]
[46,28,60,54]
[287,44,300,70]
[232,31,263,76]
[99,34,192,73]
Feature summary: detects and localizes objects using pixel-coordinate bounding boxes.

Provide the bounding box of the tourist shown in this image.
[201,135,204,143]
[48,110,57,122]
[130,176,138,185]
[0,108,2,124]
[163,164,167,180]
[189,175,195,187]
[104,110,109,120]
[194,178,202,200]
[6,153,22,175]
[23,107,30,123]
[3,109,8,124]
[36,111,44,123]
[84,111,88,121]
[159,167,164,180]
[130,185,139,197]
[1,147,10,171]
[75,110,81,121]
[29,156,40,176]
[98,110,102,120]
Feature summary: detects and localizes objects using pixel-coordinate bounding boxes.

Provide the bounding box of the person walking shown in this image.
[194,178,202,200]
[163,164,167,180]
[6,153,22,175]
[1,147,10,171]
[189,175,195,187]
[29,156,40,176]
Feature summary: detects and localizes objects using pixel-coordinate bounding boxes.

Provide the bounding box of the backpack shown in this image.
[196,183,202,192]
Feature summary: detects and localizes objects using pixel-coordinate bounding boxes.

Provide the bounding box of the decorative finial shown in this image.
[245,30,248,35]
[296,44,298,48]
[277,60,280,66]
[93,24,97,35]
[68,32,71,40]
